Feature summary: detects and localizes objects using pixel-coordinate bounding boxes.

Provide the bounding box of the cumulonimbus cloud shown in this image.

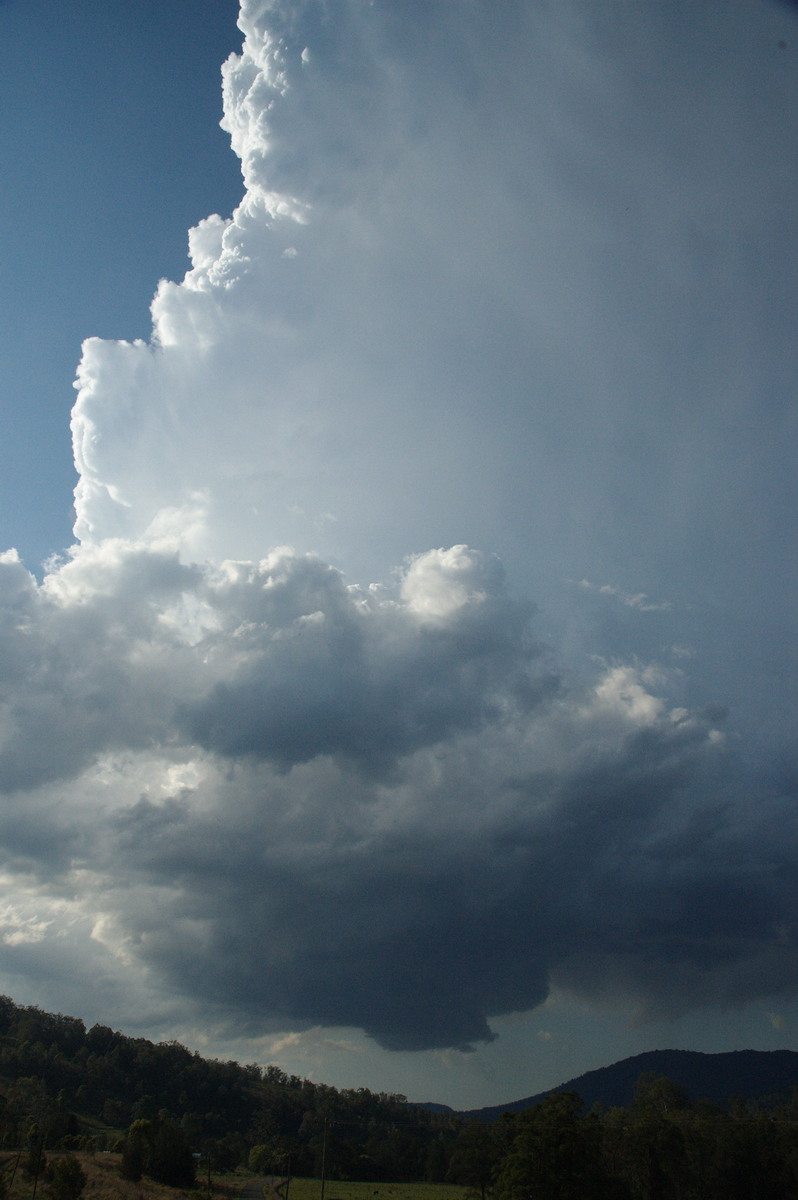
[2,0,797,1053]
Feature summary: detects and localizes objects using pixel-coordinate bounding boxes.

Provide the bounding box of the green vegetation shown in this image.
[491,1074,798,1200]
[5,994,798,1199]
[0,996,449,1182]
[44,1154,88,1200]
[119,1117,194,1188]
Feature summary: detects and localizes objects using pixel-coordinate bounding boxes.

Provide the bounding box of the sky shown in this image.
[0,0,797,1110]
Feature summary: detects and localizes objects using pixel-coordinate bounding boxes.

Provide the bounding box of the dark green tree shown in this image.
[447,1123,504,1200]
[496,1092,608,1200]
[24,1123,47,1183]
[424,1134,449,1183]
[119,1115,195,1188]
[631,1073,691,1118]
[119,1119,149,1182]
[147,1116,195,1188]
[44,1155,87,1200]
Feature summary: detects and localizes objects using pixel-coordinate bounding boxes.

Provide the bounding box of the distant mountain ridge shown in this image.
[457,1049,798,1121]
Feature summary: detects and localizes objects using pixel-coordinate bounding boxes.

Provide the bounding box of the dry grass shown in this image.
[1,1155,469,1200]
[1,1152,245,1200]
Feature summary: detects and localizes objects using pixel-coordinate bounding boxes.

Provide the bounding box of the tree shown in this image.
[447,1123,503,1200]
[496,1092,608,1200]
[147,1116,195,1188]
[119,1115,195,1188]
[630,1073,690,1118]
[249,1139,292,1175]
[24,1123,47,1183]
[44,1155,87,1200]
[425,1134,448,1183]
[119,1119,149,1182]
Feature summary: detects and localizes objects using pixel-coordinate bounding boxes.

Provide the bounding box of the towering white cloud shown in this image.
[3,0,798,1065]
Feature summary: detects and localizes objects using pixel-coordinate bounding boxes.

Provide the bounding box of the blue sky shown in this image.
[0,0,242,568]
[1,0,798,1110]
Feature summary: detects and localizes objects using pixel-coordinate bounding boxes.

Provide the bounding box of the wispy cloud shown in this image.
[576,579,673,613]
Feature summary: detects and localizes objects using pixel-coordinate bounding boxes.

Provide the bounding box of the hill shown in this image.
[4,990,798,1190]
[460,1048,798,1120]
[0,993,444,1181]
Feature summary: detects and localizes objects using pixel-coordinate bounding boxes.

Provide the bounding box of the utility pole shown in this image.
[319,1119,328,1200]
[31,1134,45,1200]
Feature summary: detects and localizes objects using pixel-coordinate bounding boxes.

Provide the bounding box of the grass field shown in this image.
[277,1179,470,1200]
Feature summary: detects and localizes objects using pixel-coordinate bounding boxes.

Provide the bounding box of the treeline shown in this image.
[0,996,447,1179]
[453,1074,798,1200]
[6,995,798,1196]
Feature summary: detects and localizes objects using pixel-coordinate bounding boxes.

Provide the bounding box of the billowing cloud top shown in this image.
[3,0,798,1058]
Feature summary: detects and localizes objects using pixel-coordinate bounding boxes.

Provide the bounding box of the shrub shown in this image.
[44,1155,87,1200]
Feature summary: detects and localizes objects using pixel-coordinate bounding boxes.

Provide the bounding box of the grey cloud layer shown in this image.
[0,545,534,789]
[182,552,542,770]
[3,541,792,1050]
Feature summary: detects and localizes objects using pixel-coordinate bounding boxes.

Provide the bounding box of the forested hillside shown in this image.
[5,994,798,1200]
[0,995,446,1180]
[463,1048,798,1121]
[462,1078,798,1200]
